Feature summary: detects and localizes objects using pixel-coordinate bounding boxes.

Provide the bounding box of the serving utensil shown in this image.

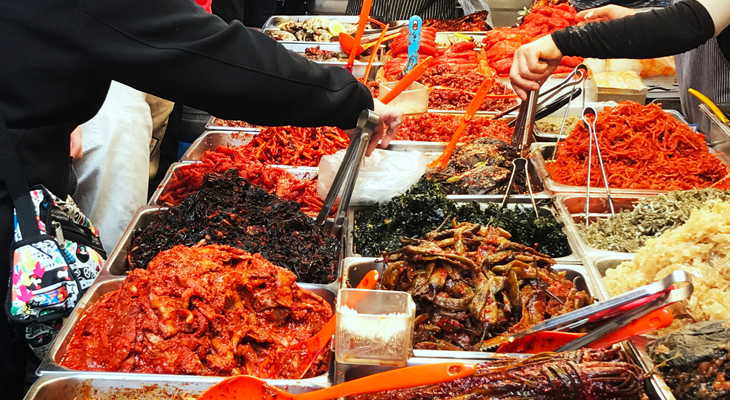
[689,88,729,126]
[480,270,693,351]
[583,106,615,225]
[340,31,399,56]
[345,0,374,72]
[400,15,422,78]
[379,56,434,104]
[198,361,476,400]
[283,270,379,379]
[428,73,494,169]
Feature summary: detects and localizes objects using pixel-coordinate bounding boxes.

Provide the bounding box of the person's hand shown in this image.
[367,98,403,156]
[577,5,636,23]
[70,126,83,160]
[510,35,563,100]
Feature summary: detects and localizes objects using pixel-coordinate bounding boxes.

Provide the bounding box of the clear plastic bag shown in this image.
[317,149,429,205]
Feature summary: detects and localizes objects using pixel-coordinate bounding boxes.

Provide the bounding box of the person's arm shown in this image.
[78,0,372,130]
[551,0,719,59]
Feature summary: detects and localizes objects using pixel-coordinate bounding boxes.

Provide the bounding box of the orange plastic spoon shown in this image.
[198,361,476,400]
[428,73,494,169]
[362,27,389,84]
[379,56,434,104]
[496,308,674,354]
[340,31,400,56]
[345,0,374,72]
[285,270,379,379]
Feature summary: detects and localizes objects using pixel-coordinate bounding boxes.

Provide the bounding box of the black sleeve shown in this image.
[551,0,716,59]
[78,0,374,129]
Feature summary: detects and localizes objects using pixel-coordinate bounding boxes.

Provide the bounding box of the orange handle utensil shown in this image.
[289,270,379,378]
[345,0,374,72]
[297,362,476,400]
[428,74,494,169]
[496,308,674,354]
[380,56,434,104]
[363,26,389,84]
[199,362,476,400]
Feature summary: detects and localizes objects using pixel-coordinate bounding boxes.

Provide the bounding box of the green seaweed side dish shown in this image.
[353,178,571,258]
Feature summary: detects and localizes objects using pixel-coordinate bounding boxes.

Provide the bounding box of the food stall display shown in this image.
[382,220,592,351]
[30,2,730,400]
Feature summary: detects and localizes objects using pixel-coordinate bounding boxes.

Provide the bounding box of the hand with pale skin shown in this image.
[509,0,729,100]
[70,126,83,160]
[359,98,404,156]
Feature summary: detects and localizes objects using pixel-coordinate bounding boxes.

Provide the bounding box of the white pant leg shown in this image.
[73,82,153,252]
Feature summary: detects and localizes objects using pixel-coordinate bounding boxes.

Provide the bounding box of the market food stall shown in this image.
[23,1,730,400]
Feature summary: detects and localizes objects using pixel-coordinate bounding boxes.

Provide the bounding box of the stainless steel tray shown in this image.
[281,42,385,81]
[25,372,324,400]
[531,142,727,195]
[584,254,674,400]
[344,197,581,264]
[204,116,262,132]
[553,193,649,261]
[38,276,336,387]
[262,15,383,32]
[335,348,670,400]
[100,206,340,289]
[181,130,258,160]
[148,162,319,206]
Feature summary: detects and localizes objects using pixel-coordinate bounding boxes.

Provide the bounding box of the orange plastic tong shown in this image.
[428,73,494,169]
[198,361,476,400]
[284,270,379,379]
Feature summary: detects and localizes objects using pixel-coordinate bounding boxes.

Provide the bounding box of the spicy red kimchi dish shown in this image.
[61,245,333,379]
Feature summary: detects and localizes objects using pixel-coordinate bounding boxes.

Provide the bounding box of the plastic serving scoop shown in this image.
[198,361,476,400]
[285,270,379,379]
[496,308,674,354]
[428,73,494,168]
[379,56,434,104]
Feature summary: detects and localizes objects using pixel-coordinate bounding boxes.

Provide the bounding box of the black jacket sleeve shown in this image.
[78,0,373,129]
[551,0,716,59]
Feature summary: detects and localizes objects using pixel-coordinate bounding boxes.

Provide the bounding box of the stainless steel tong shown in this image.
[501,90,539,216]
[583,106,615,226]
[316,110,379,235]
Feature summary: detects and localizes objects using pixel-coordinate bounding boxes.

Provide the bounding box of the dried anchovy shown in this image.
[581,189,730,252]
[129,169,340,284]
[353,178,570,258]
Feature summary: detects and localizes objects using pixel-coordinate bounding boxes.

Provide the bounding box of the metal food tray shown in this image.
[586,255,675,400]
[554,193,648,261]
[334,349,670,400]
[182,130,257,160]
[100,206,340,287]
[339,257,598,353]
[24,372,324,400]
[281,42,385,81]
[38,276,337,388]
[148,162,319,206]
[262,15,384,32]
[204,116,262,132]
[344,197,581,264]
[531,142,730,195]
[534,107,687,141]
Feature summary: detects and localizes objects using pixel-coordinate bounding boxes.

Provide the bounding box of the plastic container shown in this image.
[379,82,429,115]
[335,289,415,367]
[594,71,647,104]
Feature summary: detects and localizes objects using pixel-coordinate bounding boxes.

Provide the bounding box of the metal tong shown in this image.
[315,110,379,235]
[583,106,615,226]
[481,269,694,351]
[494,64,588,123]
[501,89,539,216]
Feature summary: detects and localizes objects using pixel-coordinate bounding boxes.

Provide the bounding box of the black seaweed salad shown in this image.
[353,178,570,258]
